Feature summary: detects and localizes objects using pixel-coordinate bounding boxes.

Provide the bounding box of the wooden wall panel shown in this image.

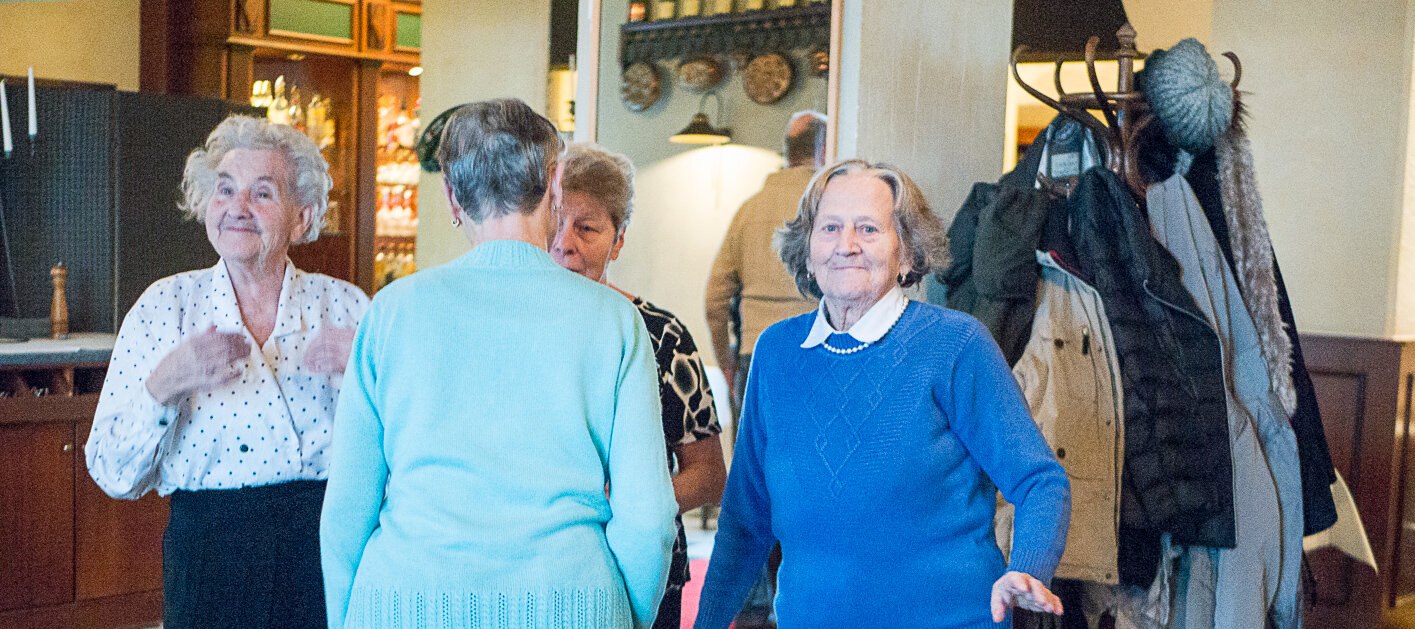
[1302,334,1415,628]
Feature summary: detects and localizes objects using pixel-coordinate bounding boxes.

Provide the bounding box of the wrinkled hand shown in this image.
[303,326,356,374]
[991,571,1063,622]
[147,325,249,405]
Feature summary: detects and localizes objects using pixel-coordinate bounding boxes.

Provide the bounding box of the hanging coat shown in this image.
[1147,173,1304,628]
[1004,250,1125,586]
[1067,168,1234,588]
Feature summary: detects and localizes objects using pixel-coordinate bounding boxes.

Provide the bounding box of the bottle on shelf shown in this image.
[269,76,290,126]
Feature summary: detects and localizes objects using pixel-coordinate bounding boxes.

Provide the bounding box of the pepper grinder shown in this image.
[50,263,68,339]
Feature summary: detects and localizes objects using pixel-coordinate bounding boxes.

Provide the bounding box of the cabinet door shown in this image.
[74,420,168,601]
[0,422,76,611]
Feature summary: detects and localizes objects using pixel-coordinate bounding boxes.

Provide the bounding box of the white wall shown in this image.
[0,0,140,90]
[415,0,554,268]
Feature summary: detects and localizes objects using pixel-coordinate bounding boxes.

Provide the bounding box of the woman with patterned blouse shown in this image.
[550,142,727,629]
[86,115,368,628]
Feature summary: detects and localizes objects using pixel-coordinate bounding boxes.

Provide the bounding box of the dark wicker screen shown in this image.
[0,85,114,333]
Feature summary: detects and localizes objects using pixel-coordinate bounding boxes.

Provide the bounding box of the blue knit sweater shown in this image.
[320,241,678,629]
[694,302,1070,628]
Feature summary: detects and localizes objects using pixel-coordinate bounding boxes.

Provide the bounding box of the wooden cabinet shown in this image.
[0,421,75,613]
[1302,335,1415,628]
[0,363,167,629]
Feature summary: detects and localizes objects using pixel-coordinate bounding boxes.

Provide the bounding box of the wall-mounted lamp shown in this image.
[670,93,730,145]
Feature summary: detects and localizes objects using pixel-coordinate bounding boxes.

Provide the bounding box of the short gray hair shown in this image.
[775,159,949,299]
[560,142,636,232]
[436,98,564,222]
[180,115,331,244]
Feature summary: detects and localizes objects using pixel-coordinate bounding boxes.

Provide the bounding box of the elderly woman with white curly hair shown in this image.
[85,114,368,628]
[695,159,1072,628]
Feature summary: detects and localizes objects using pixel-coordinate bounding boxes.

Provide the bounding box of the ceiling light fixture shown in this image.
[670,92,730,145]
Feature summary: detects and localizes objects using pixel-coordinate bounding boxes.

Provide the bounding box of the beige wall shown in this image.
[1208,0,1415,338]
[415,0,554,268]
[0,0,140,91]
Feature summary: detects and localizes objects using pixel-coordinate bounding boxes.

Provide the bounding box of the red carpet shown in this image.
[681,558,711,628]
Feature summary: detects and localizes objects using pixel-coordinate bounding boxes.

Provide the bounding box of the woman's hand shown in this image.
[146,325,249,406]
[303,326,357,374]
[990,571,1063,622]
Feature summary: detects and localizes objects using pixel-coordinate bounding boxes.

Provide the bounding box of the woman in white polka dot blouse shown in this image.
[85,115,370,629]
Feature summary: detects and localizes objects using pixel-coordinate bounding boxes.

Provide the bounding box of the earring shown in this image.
[451,215,462,227]
[897,273,906,285]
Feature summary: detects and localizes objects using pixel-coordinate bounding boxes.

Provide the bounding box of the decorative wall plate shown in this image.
[743,53,794,105]
[678,55,725,92]
[620,62,664,112]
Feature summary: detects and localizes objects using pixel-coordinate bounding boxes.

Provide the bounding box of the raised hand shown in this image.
[990,570,1063,622]
[146,325,250,405]
[303,326,357,374]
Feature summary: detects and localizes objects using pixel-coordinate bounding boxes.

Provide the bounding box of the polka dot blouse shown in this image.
[85,259,369,499]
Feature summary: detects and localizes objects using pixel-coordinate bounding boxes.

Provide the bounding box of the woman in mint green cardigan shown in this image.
[319,98,678,629]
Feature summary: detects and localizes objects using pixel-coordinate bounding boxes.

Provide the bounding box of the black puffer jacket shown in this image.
[1067,168,1235,585]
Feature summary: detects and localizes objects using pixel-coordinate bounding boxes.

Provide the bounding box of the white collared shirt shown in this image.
[85,259,369,499]
[800,285,909,349]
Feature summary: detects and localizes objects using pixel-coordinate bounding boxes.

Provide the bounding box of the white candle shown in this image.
[27,68,36,138]
[1,80,12,155]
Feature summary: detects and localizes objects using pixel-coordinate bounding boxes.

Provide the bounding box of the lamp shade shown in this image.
[670,113,731,144]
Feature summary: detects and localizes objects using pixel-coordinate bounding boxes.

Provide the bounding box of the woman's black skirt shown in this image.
[162,479,327,629]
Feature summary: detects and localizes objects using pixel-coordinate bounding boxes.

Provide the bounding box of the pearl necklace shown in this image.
[821,299,909,355]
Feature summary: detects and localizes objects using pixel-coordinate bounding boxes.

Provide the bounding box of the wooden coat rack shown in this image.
[1009,23,1242,198]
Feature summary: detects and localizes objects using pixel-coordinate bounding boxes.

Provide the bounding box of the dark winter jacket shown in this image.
[941,131,1050,365]
[941,183,1048,365]
[1067,168,1236,586]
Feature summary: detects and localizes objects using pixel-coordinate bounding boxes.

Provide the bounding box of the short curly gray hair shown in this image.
[179,115,332,244]
[775,159,949,299]
[560,142,636,232]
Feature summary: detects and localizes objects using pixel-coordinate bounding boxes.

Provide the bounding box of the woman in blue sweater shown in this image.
[694,160,1072,628]
[320,99,678,629]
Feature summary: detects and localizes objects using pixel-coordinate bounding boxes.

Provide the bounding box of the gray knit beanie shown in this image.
[1144,38,1234,154]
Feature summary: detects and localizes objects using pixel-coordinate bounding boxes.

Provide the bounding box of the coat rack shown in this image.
[1009,23,1242,198]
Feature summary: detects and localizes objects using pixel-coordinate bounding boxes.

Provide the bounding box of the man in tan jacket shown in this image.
[706,111,826,408]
